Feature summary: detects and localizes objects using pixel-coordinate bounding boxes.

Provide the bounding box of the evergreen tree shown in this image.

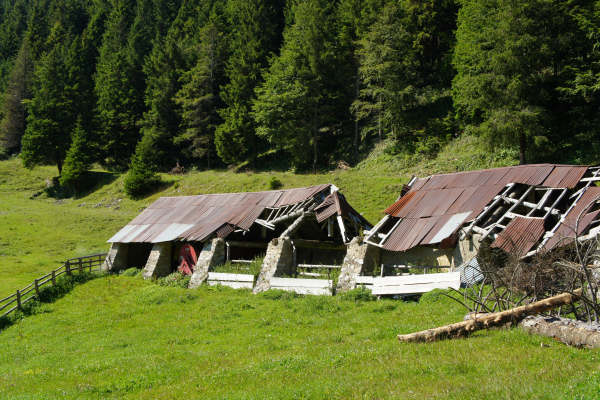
[337,0,386,154]
[354,0,457,152]
[136,0,203,171]
[94,0,139,171]
[253,0,344,171]
[453,0,579,164]
[0,39,33,153]
[123,129,160,198]
[60,116,93,189]
[214,0,285,165]
[21,28,75,175]
[174,19,227,168]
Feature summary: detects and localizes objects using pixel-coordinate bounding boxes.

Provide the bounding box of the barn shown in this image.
[339,164,600,294]
[102,184,372,292]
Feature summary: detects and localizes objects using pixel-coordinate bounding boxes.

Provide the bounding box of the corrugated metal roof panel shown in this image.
[108,184,369,244]
[491,217,546,258]
[544,186,600,250]
[427,212,472,244]
[379,164,590,253]
[151,223,196,243]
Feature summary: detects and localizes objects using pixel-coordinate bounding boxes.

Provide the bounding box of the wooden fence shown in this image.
[0,253,106,319]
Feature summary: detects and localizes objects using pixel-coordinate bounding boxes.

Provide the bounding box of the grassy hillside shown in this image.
[7,137,598,398]
[0,279,597,399]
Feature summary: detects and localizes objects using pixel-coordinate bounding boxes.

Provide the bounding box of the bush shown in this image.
[259,289,300,300]
[338,287,376,302]
[268,176,283,190]
[156,272,190,288]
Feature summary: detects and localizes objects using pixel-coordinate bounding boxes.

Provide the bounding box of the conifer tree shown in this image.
[453,0,576,164]
[0,39,33,153]
[174,19,227,168]
[60,116,93,189]
[94,0,139,171]
[253,0,343,171]
[354,0,457,151]
[21,28,75,175]
[214,0,285,164]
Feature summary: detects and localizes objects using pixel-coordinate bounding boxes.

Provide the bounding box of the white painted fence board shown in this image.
[369,272,460,296]
[372,272,460,286]
[207,272,254,282]
[207,281,253,289]
[269,277,333,296]
[271,286,332,296]
[270,277,332,288]
[355,276,374,285]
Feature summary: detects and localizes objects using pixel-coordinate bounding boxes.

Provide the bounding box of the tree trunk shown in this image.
[519,132,527,164]
[354,72,359,154]
[57,158,63,176]
[397,289,581,343]
[519,315,600,348]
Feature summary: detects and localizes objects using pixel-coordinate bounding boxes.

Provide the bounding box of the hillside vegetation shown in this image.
[0,135,517,293]
[1,0,599,198]
[1,143,599,398]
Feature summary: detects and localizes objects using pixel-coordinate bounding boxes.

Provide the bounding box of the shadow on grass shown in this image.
[43,171,119,199]
[127,178,175,200]
[0,271,103,332]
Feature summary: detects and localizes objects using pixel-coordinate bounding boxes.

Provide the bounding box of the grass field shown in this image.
[1,140,599,399]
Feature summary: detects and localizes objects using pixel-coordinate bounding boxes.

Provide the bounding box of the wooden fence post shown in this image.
[65,261,71,276]
[51,270,56,285]
[79,259,83,274]
[34,279,40,297]
[16,290,21,310]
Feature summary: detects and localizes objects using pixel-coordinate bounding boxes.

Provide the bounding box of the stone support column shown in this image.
[142,242,172,279]
[336,238,380,292]
[102,243,129,272]
[188,238,225,288]
[253,237,294,294]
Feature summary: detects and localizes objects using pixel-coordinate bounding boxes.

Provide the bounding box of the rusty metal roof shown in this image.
[380,164,590,252]
[108,184,368,243]
[543,186,600,250]
[313,191,372,228]
[491,217,546,258]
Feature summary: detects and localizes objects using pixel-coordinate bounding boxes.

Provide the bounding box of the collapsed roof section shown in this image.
[366,164,600,258]
[109,184,371,244]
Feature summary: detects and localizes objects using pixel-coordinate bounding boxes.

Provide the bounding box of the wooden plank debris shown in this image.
[270,277,333,295]
[207,272,254,289]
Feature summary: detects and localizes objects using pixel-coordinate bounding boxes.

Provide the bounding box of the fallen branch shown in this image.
[398,289,582,343]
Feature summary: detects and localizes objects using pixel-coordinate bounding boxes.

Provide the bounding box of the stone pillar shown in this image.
[253,237,294,294]
[102,243,129,272]
[336,238,380,293]
[142,242,172,279]
[188,238,225,288]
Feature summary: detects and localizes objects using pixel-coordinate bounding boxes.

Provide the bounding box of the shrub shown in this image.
[268,176,282,189]
[338,287,376,302]
[156,272,190,288]
[259,289,300,300]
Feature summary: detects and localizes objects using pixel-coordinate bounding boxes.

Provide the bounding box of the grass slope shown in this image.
[4,138,597,398]
[0,279,598,399]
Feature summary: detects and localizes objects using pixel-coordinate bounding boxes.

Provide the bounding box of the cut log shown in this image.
[398,289,582,343]
[519,315,600,348]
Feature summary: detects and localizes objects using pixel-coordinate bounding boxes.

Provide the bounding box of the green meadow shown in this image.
[1,141,598,399]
